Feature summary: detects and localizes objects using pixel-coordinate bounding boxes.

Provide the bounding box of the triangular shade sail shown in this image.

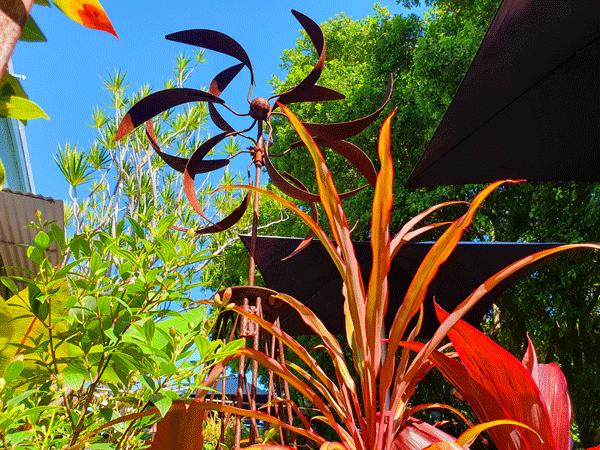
[240,235,561,337]
[404,0,600,188]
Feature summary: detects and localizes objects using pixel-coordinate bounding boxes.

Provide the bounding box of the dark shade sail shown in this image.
[404,0,600,188]
[240,235,561,337]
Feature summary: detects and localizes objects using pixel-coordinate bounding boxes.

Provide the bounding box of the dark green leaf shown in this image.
[20,15,47,42]
[127,216,145,239]
[140,374,156,391]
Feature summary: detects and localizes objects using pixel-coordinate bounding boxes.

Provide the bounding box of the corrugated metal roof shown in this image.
[0,189,64,290]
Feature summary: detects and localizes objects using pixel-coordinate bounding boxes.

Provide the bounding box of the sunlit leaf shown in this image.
[52,0,118,38]
[3,357,24,383]
[0,158,5,189]
[0,95,49,121]
[0,285,80,376]
[456,419,537,447]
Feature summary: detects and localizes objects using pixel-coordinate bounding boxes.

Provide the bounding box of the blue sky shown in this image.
[12,0,425,201]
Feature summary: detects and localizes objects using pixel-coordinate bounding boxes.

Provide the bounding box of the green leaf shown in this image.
[159,360,177,377]
[63,371,84,390]
[5,390,36,407]
[154,215,177,238]
[1,72,27,98]
[140,374,156,391]
[0,95,49,121]
[50,223,66,251]
[26,246,43,267]
[20,15,47,42]
[149,393,172,418]
[127,216,145,239]
[143,318,155,343]
[4,358,24,382]
[34,231,50,251]
[35,0,51,6]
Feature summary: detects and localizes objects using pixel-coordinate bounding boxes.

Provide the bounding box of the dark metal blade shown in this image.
[302,73,394,140]
[166,29,255,86]
[208,64,244,133]
[279,173,317,261]
[311,138,377,188]
[183,132,231,222]
[116,88,224,140]
[195,193,250,235]
[264,145,371,203]
[277,84,345,105]
[145,120,188,173]
[272,10,326,105]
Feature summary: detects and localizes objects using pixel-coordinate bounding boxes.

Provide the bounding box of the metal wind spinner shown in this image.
[115,9,392,242]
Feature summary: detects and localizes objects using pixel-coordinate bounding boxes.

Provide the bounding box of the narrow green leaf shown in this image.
[35,0,51,6]
[143,318,155,343]
[154,215,177,238]
[20,15,47,42]
[127,216,145,239]
[0,95,49,120]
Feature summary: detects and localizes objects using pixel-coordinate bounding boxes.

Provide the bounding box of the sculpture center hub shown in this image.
[249,97,270,121]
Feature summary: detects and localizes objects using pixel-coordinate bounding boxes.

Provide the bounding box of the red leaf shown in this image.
[393,418,457,450]
[522,336,572,450]
[436,306,557,450]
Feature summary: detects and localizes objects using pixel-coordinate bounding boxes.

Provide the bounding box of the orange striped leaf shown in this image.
[52,0,118,38]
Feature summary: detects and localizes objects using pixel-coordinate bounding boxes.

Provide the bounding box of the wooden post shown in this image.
[0,0,35,78]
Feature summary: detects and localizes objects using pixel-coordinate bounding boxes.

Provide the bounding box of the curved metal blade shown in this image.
[145,120,230,175]
[208,63,245,132]
[195,193,250,235]
[166,29,255,86]
[145,120,188,173]
[276,84,345,106]
[116,88,224,141]
[263,148,320,203]
[273,10,326,105]
[302,73,394,140]
[296,138,378,187]
[183,132,231,222]
[264,145,370,203]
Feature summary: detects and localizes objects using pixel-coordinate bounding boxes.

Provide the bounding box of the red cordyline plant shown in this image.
[98,107,600,450]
